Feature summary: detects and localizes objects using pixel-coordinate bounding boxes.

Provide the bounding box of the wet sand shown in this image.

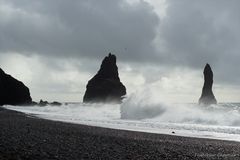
[0,107,240,160]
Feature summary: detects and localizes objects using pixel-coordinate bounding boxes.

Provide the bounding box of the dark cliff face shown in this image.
[83,53,126,103]
[0,68,32,106]
[199,64,217,105]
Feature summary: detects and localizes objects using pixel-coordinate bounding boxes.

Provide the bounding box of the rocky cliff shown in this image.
[83,53,126,103]
[199,64,217,105]
[0,68,32,105]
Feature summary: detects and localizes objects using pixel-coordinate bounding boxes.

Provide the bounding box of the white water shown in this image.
[4,98,240,142]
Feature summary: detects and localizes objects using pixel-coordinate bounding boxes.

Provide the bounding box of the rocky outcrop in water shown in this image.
[199,64,217,105]
[83,53,126,103]
[37,100,62,107]
[0,68,32,106]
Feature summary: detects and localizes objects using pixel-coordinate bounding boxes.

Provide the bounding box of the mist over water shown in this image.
[4,88,240,142]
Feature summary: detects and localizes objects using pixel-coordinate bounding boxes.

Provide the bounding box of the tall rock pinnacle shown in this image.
[0,68,32,105]
[83,53,126,103]
[199,63,217,105]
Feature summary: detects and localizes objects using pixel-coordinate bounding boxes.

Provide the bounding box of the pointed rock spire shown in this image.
[199,63,217,105]
[0,68,32,105]
[83,53,126,103]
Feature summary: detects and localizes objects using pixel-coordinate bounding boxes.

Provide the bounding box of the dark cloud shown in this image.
[1,0,240,70]
[157,0,240,84]
[0,0,159,61]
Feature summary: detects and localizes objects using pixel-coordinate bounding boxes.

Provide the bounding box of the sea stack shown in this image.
[0,68,32,105]
[83,53,126,103]
[199,64,217,105]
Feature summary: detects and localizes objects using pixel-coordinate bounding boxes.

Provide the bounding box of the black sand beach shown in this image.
[0,107,240,160]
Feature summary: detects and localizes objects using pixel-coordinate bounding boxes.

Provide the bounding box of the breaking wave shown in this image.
[121,94,240,126]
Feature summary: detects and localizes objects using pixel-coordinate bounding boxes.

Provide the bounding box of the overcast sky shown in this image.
[0,0,240,103]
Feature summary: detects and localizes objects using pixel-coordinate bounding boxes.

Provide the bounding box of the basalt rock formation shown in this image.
[83,53,126,103]
[38,100,62,107]
[199,64,217,105]
[0,68,32,106]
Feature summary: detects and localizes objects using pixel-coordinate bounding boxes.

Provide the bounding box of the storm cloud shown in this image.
[155,0,240,85]
[0,0,159,61]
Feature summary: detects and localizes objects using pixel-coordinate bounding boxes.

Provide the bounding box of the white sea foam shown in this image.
[4,96,240,142]
[121,97,240,126]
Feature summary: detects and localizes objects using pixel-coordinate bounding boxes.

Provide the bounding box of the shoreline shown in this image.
[29,114,240,144]
[1,107,240,159]
[5,105,240,143]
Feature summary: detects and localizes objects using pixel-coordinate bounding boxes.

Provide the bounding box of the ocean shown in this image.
[4,100,240,142]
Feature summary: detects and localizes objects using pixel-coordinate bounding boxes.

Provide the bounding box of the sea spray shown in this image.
[121,92,240,126]
[120,91,167,120]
